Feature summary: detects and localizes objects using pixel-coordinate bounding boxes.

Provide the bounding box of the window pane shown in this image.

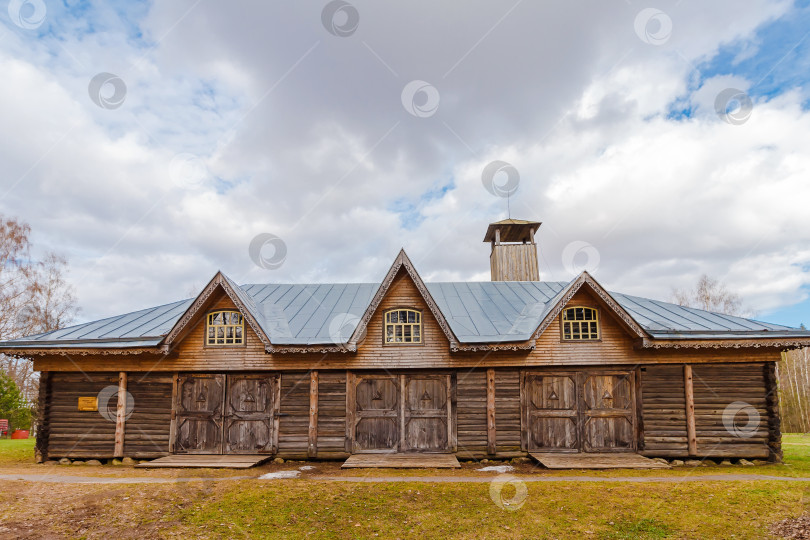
[390,312,398,323]
[408,311,416,323]
[404,326,412,342]
[395,326,403,342]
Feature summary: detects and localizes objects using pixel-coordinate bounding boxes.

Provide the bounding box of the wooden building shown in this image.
[2,219,808,465]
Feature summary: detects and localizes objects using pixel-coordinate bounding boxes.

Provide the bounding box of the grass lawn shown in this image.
[0,435,809,538]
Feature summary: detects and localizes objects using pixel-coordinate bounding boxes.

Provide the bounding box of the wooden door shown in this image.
[224,375,278,454]
[581,372,635,452]
[402,375,451,453]
[175,374,225,454]
[353,375,400,453]
[525,373,579,452]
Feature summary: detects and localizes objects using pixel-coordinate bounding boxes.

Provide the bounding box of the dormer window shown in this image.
[384,308,422,344]
[207,310,244,346]
[562,307,600,341]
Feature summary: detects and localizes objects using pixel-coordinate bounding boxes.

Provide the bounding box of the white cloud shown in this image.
[0,1,807,325]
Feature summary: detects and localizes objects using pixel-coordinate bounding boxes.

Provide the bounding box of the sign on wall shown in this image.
[0,419,8,433]
[77,397,98,411]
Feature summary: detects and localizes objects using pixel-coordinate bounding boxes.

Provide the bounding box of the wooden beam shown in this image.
[114,371,127,458]
[168,372,179,454]
[683,364,697,456]
[486,368,497,455]
[308,370,319,458]
[634,367,644,452]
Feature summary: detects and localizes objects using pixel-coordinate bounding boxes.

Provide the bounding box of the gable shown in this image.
[169,291,268,364]
[353,268,452,359]
[162,272,272,352]
[346,250,458,350]
[531,288,639,362]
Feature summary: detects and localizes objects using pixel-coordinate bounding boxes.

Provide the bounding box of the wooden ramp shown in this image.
[136,455,272,469]
[531,453,670,470]
[342,454,461,469]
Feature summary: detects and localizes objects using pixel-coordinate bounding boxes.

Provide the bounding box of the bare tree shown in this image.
[672,274,744,316]
[778,348,810,434]
[0,215,78,402]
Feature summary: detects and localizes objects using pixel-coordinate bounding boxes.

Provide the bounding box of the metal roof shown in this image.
[2,275,807,349]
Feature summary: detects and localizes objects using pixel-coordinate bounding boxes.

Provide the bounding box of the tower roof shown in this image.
[483,219,541,243]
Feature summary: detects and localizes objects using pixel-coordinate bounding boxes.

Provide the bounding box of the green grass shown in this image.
[0,438,35,465]
[1,435,810,538]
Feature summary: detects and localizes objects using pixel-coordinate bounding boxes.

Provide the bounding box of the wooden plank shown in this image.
[114,371,127,457]
[684,364,697,456]
[531,452,670,469]
[136,454,272,468]
[341,453,460,469]
[308,370,318,458]
[486,368,496,455]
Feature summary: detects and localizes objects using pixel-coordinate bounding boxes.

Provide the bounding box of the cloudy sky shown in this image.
[1,0,809,327]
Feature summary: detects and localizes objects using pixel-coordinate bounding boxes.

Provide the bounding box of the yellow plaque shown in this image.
[77,397,98,411]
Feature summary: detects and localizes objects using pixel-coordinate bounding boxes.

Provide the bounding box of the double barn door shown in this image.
[524,370,636,453]
[350,373,454,453]
[173,374,279,454]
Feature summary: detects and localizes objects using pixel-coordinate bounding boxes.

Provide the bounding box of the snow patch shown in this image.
[477,465,514,473]
[299,465,315,471]
[258,470,301,479]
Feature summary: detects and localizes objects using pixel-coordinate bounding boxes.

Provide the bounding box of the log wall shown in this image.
[124,373,173,458]
[455,370,487,458]
[277,372,311,459]
[494,369,522,456]
[640,363,772,459]
[640,365,688,456]
[48,373,118,458]
[316,371,348,458]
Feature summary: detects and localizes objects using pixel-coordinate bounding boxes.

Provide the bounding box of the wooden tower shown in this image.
[484,219,541,281]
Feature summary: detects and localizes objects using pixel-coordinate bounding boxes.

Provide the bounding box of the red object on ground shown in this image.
[10,430,29,439]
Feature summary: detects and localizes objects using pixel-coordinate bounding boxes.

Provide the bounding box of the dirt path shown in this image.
[2,472,810,484]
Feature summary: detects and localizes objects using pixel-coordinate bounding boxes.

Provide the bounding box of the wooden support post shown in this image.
[168,373,179,454]
[684,365,697,456]
[308,370,319,458]
[486,369,497,456]
[114,371,128,458]
[634,367,644,452]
